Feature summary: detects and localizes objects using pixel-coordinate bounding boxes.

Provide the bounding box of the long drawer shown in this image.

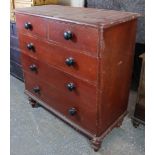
[21,53,97,103]
[16,14,99,56]
[24,72,97,134]
[19,34,98,84]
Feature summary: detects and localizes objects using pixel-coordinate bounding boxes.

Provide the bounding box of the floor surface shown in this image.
[10,76,145,155]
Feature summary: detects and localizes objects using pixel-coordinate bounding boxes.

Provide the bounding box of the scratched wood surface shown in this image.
[15,5,140,28]
[16,5,139,151]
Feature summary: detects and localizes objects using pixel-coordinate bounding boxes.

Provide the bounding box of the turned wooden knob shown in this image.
[68,108,77,116]
[65,57,75,66]
[64,31,73,40]
[27,43,34,51]
[24,22,32,30]
[67,82,76,91]
[29,64,37,72]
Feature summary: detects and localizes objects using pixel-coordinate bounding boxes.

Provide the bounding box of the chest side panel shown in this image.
[97,19,137,136]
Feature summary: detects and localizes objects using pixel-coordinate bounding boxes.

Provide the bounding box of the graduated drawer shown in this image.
[19,34,98,84]
[21,53,97,103]
[16,14,47,38]
[24,72,97,134]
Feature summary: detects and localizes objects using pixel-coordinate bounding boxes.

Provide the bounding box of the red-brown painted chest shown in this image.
[15,5,139,151]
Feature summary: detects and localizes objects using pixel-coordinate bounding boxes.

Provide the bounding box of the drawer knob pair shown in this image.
[64,31,73,40]
[24,22,32,30]
[33,86,40,94]
[68,108,77,116]
[29,64,37,72]
[67,82,76,91]
[65,57,75,66]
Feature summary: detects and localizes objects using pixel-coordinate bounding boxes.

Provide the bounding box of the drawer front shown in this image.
[48,20,99,56]
[16,14,47,38]
[24,72,97,134]
[21,53,97,104]
[19,34,98,83]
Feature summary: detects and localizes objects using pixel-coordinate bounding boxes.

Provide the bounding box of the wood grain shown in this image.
[16,5,139,151]
[24,72,98,134]
[19,33,98,83]
[16,14,47,38]
[15,5,140,28]
[48,20,99,55]
[21,53,97,104]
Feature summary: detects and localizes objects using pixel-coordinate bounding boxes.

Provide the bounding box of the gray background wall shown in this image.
[87,0,145,44]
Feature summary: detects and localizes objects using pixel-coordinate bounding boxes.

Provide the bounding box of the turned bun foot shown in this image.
[90,138,102,152]
[28,97,40,108]
[132,119,140,128]
[116,118,123,128]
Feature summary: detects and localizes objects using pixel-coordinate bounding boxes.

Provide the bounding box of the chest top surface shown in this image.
[15,5,140,27]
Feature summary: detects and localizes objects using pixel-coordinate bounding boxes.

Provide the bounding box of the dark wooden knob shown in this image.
[27,43,34,50]
[67,83,75,91]
[65,57,75,66]
[29,64,37,72]
[68,108,77,116]
[24,22,32,30]
[33,86,40,93]
[64,31,73,40]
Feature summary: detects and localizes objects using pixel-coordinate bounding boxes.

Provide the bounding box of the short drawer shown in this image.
[48,20,99,56]
[19,34,98,84]
[22,53,97,103]
[16,14,47,38]
[24,72,97,134]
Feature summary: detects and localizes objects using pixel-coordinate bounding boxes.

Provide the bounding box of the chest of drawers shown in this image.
[15,5,139,151]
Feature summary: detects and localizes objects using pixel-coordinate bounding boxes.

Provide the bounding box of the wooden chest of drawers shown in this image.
[15,5,139,151]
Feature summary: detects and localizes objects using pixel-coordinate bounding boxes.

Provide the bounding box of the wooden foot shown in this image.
[132,119,140,128]
[90,138,102,152]
[116,117,123,128]
[28,97,40,108]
